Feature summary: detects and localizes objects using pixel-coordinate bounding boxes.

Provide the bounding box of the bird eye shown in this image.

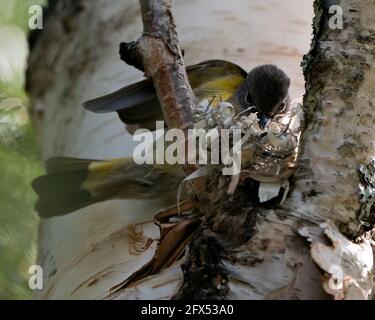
[245,92,252,105]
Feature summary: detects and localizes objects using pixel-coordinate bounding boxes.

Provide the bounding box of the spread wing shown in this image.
[83,59,247,130]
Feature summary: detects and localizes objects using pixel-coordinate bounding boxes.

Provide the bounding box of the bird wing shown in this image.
[82,60,247,129]
[186,59,247,101]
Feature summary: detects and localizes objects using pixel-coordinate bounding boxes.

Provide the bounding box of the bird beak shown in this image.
[258,113,270,129]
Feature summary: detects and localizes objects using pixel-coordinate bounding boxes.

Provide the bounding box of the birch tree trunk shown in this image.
[211,0,375,300]
[29,0,375,300]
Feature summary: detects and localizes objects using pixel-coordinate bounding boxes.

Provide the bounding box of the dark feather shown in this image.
[83,60,247,129]
[32,161,97,218]
[44,157,98,173]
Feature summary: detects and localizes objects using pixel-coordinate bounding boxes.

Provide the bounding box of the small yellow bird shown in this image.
[83,59,291,130]
[32,60,291,219]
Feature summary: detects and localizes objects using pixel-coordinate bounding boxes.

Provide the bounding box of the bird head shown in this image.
[236,64,291,128]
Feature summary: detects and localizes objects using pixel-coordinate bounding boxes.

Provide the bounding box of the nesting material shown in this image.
[190,97,303,198]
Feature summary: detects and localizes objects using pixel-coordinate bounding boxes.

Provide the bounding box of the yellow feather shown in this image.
[194,74,245,101]
[83,158,131,190]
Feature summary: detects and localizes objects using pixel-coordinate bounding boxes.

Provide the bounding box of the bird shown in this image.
[83,59,291,131]
[32,60,292,219]
[32,157,188,219]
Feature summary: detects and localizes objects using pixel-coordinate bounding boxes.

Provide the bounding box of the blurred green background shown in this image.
[0,0,45,299]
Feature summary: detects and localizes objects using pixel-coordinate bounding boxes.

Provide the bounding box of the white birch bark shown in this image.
[27,0,314,299]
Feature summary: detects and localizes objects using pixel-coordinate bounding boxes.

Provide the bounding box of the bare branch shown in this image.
[122,0,198,132]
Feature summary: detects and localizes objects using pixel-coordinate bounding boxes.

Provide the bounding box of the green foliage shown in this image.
[0,136,42,300]
[0,0,46,31]
[0,0,46,300]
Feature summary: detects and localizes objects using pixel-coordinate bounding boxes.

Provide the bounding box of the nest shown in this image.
[187,95,304,199]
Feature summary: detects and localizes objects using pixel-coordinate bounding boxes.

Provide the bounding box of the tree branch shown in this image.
[122,0,197,132]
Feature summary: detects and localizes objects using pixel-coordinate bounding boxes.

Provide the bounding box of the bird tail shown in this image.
[32,158,107,219]
[32,157,186,219]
